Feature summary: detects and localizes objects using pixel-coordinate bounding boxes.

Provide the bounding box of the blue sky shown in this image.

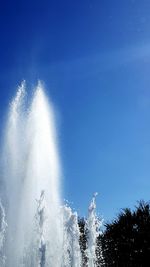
[1,0,150,221]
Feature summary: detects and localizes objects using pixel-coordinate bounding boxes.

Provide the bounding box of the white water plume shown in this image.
[0,81,103,266]
[3,82,62,266]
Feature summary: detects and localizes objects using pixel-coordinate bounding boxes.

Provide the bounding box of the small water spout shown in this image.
[62,205,81,267]
[86,193,102,267]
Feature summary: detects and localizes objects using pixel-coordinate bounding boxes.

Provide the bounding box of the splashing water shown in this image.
[0,82,103,266]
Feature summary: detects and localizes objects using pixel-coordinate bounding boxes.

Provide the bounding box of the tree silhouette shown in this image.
[101,201,150,267]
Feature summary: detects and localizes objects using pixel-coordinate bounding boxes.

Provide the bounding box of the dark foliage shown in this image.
[101,200,150,267]
[78,217,105,266]
[96,234,105,266]
[78,218,88,266]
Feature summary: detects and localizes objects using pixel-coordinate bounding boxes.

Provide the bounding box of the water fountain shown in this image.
[0,82,103,266]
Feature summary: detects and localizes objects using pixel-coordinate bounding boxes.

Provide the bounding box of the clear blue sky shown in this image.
[1,0,150,222]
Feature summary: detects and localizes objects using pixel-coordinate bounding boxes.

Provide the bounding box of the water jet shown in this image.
[0,82,103,266]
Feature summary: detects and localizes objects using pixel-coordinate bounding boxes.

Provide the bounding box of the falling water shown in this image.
[0,82,103,266]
